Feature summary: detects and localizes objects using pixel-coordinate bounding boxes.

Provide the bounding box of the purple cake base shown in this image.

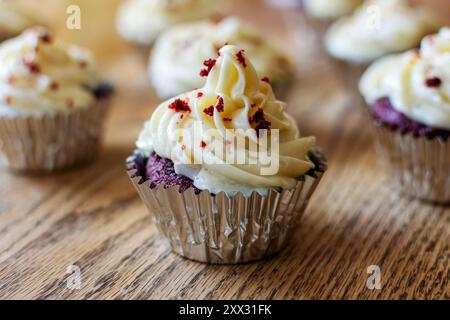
[370,97,450,141]
[146,153,201,194]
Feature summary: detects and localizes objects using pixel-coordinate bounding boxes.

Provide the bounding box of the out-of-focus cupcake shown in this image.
[302,0,362,39]
[326,0,439,105]
[149,16,295,99]
[360,28,450,204]
[0,0,40,42]
[128,45,326,264]
[116,0,218,49]
[0,27,113,173]
[264,0,303,9]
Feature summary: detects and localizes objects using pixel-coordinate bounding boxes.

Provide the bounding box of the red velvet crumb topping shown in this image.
[23,59,41,74]
[200,59,216,77]
[261,77,270,84]
[203,106,214,117]
[425,77,442,88]
[197,92,204,98]
[200,140,207,148]
[236,50,247,68]
[215,96,224,112]
[168,99,191,113]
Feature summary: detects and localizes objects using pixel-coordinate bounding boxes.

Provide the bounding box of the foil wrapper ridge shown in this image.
[0,100,109,173]
[372,123,450,204]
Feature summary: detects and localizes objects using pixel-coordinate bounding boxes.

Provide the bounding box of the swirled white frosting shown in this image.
[303,0,362,19]
[325,0,438,63]
[360,28,450,130]
[138,45,315,196]
[149,17,294,98]
[116,0,218,46]
[0,0,38,37]
[0,27,102,116]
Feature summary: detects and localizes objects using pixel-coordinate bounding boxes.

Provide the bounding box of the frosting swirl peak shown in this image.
[137,45,316,195]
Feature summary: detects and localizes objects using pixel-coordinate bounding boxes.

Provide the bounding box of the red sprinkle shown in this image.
[49,81,59,91]
[79,61,88,69]
[203,106,214,117]
[224,117,232,122]
[251,103,257,108]
[168,99,191,113]
[200,59,216,77]
[425,77,442,88]
[39,32,53,44]
[23,59,41,74]
[66,99,74,109]
[261,77,270,84]
[215,96,224,112]
[200,140,207,148]
[236,50,247,68]
[250,108,271,136]
[197,92,204,98]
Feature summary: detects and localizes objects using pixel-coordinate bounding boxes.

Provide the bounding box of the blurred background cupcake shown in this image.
[148,16,295,99]
[0,27,113,173]
[0,0,41,42]
[359,28,450,203]
[128,44,326,264]
[116,0,221,54]
[325,0,439,106]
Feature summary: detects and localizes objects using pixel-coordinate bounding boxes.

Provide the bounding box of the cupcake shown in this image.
[148,16,295,99]
[116,0,218,48]
[0,0,39,42]
[301,0,362,39]
[325,0,438,104]
[128,45,326,264]
[0,27,113,173]
[360,28,450,204]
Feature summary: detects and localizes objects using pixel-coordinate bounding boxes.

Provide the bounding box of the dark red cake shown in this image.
[370,97,450,141]
[145,153,200,193]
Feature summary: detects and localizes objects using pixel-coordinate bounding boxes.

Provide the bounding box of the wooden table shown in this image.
[0,0,448,300]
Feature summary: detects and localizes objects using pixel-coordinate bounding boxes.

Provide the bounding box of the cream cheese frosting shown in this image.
[116,0,218,46]
[138,45,316,196]
[303,0,362,19]
[0,27,102,117]
[325,0,438,64]
[0,0,38,37]
[149,17,295,98]
[360,28,450,130]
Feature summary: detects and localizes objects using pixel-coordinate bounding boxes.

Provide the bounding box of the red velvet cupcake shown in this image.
[127,45,326,264]
[360,28,450,203]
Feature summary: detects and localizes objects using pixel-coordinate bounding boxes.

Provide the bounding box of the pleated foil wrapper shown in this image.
[372,123,450,204]
[0,100,110,173]
[127,150,327,264]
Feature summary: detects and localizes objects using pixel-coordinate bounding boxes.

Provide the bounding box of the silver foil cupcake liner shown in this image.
[372,123,450,204]
[0,100,110,173]
[127,150,327,264]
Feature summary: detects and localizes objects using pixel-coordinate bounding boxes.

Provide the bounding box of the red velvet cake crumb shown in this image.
[425,77,442,88]
[236,50,247,68]
[203,106,214,116]
[215,96,224,112]
[168,98,191,113]
[200,58,216,77]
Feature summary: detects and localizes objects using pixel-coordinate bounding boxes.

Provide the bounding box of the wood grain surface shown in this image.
[0,0,448,300]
